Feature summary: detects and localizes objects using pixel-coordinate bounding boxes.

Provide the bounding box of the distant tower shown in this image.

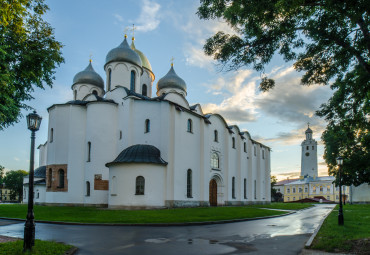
[301,124,318,177]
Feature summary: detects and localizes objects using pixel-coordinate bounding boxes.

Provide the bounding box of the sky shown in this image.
[0,0,334,180]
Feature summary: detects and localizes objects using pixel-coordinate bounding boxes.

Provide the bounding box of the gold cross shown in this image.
[132,24,136,38]
[89,53,92,63]
[170,56,175,66]
[124,27,129,38]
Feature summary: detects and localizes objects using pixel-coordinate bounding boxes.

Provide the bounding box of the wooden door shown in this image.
[209,179,217,206]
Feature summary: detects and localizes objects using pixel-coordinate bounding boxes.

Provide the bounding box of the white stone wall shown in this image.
[105,62,142,92]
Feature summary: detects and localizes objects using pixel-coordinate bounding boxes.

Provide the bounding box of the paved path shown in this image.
[0,204,335,255]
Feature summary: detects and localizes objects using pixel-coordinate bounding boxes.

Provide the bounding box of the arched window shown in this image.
[187,119,192,133]
[58,169,64,188]
[244,178,247,199]
[111,176,117,195]
[87,142,91,162]
[74,90,77,100]
[142,84,147,96]
[187,169,192,198]
[214,130,218,142]
[232,177,236,199]
[48,168,52,188]
[232,137,235,148]
[86,181,90,196]
[92,90,98,96]
[244,142,246,153]
[130,70,136,91]
[211,153,219,169]
[135,176,145,195]
[108,68,112,91]
[50,128,53,143]
[145,119,150,133]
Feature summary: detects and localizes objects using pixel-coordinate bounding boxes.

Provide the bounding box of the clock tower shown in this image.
[301,124,318,177]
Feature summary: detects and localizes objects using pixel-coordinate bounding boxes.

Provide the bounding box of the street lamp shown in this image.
[24,111,42,251]
[336,156,344,225]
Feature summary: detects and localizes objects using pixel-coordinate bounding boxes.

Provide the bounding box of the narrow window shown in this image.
[307,146,309,150]
[36,190,39,199]
[232,137,235,148]
[262,150,265,159]
[108,69,112,91]
[187,169,192,198]
[92,90,98,96]
[130,70,136,91]
[214,130,218,142]
[86,181,90,196]
[313,186,317,192]
[135,176,145,195]
[299,188,302,192]
[254,180,257,199]
[232,177,236,199]
[48,168,52,188]
[58,169,65,188]
[111,176,117,195]
[320,186,323,192]
[211,153,219,169]
[119,131,122,140]
[50,128,53,143]
[305,187,308,192]
[74,90,77,100]
[145,119,150,133]
[187,119,192,133]
[293,188,296,193]
[87,142,91,162]
[244,178,247,199]
[254,145,256,156]
[312,146,314,150]
[244,142,247,153]
[142,84,147,96]
[287,188,290,193]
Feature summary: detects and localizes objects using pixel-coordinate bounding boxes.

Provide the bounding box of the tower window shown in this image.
[50,128,53,143]
[187,169,192,198]
[130,70,136,91]
[214,130,218,142]
[244,142,247,153]
[232,177,236,199]
[108,68,112,91]
[135,176,145,195]
[232,137,235,148]
[142,84,147,96]
[187,119,193,133]
[87,142,91,162]
[145,119,150,133]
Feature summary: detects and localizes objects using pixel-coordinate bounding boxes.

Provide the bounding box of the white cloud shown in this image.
[114,14,124,23]
[134,0,161,32]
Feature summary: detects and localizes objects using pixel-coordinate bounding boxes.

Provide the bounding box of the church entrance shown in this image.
[209,179,217,206]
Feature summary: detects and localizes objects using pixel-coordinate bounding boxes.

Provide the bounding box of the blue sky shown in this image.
[0,0,333,180]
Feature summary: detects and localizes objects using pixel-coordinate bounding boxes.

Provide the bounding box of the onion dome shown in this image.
[106,144,167,166]
[105,35,142,67]
[305,124,312,133]
[131,39,152,71]
[157,65,187,93]
[72,61,104,89]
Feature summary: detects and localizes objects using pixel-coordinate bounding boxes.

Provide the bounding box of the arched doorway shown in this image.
[209,179,217,206]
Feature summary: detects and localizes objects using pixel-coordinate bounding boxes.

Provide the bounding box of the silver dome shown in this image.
[157,65,187,93]
[105,36,142,67]
[72,61,104,89]
[131,40,152,71]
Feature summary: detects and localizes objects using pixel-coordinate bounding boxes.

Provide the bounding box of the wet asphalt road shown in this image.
[0,204,335,255]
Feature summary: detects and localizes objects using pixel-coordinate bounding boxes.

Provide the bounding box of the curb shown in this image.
[305,205,336,247]
[65,247,78,255]
[0,211,295,227]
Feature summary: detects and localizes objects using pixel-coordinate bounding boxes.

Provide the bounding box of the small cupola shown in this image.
[305,124,313,140]
[156,64,187,97]
[72,60,104,100]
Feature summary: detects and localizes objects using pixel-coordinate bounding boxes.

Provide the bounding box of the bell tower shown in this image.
[301,123,318,177]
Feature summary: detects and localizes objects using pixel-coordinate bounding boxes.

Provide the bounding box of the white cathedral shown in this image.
[23,34,271,208]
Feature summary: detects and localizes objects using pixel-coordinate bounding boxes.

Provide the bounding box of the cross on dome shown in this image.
[170,56,175,67]
[131,24,136,40]
[89,53,92,63]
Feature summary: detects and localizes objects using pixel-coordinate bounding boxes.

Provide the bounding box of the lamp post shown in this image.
[24,111,42,251]
[336,156,344,225]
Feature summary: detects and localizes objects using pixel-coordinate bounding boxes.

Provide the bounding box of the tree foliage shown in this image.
[198,0,369,185]
[3,169,28,201]
[0,0,64,130]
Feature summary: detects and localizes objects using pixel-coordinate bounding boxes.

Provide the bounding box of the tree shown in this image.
[0,0,64,130]
[198,0,369,185]
[0,165,4,185]
[3,170,28,201]
[270,175,283,202]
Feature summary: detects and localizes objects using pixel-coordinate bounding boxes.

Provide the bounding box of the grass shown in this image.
[247,202,314,210]
[0,204,289,224]
[0,239,73,255]
[310,204,370,254]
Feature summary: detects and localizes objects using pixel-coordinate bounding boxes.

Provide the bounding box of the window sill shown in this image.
[187,196,193,199]
[211,168,221,171]
[135,194,144,195]
[110,194,117,196]
[187,131,193,134]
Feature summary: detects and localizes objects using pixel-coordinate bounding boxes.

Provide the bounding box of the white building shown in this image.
[24,35,271,208]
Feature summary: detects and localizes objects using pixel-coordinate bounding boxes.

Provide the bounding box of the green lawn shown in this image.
[248,202,314,210]
[311,204,370,254]
[0,204,288,224]
[0,239,73,255]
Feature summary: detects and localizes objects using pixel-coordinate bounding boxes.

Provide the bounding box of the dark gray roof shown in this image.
[106,144,168,167]
[105,37,142,67]
[72,62,104,89]
[34,166,46,178]
[157,66,187,93]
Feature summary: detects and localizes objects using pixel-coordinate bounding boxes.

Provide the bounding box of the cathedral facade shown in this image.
[23,35,271,208]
